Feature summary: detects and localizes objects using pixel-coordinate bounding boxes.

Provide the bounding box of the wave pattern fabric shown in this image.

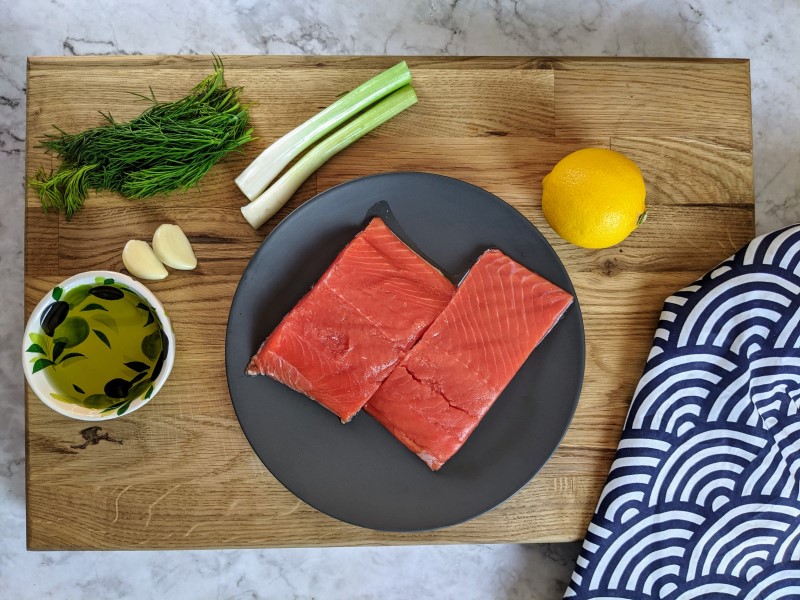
[566,226,800,599]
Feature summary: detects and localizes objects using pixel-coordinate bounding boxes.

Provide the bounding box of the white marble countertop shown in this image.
[2,1,798,598]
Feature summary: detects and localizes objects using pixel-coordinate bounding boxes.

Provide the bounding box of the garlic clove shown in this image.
[152,224,197,270]
[122,240,168,280]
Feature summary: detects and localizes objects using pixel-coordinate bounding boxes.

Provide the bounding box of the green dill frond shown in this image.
[31,164,98,220]
[31,57,252,219]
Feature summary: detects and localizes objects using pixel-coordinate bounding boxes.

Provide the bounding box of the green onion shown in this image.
[241,84,417,230]
[235,61,412,202]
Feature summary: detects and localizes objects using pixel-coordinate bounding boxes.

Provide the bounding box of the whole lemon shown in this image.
[542,148,647,249]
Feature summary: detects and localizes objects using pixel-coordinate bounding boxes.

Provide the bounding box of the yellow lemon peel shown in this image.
[542,148,647,249]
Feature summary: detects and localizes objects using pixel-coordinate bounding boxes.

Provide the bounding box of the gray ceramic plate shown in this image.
[225,172,585,532]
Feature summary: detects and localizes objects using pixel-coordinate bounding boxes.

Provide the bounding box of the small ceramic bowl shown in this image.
[22,271,175,421]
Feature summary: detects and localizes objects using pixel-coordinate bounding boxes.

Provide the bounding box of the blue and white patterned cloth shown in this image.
[566,225,800,599]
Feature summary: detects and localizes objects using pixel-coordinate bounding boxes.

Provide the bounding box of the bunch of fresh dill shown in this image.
[31,56,253,220]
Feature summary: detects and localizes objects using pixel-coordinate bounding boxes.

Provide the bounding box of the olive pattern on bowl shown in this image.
[25,276,169,416]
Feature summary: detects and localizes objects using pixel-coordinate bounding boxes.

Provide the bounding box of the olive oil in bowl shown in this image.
[24,273,173,419]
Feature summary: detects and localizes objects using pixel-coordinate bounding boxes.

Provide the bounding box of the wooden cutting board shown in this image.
[24,56,754,550]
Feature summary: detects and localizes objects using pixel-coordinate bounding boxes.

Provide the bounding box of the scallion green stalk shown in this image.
[235,61,412,202]
[241,84,417,230]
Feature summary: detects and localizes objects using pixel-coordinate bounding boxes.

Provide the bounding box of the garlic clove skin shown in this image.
[152,224,197,270]
[122,240,168,280]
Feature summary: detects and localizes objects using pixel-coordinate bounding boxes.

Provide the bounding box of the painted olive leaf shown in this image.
[128,379,151,402]
[101,399,128,413]
[58,352,86,364]
[148,331,169,381]
[144,385,154,400]
[124,361,150,373]
[52,286,63,301]
[135,302,156,326]
[129,371,148,385]
[92,313,118,333]
[26,343,45,354]
[103,278,115,285]
[32,358,55,373]
[28,332,45,347]
[65,285,91,309]
[52,340,67,362]
[117,400,134,416]
[102,377,151,416]
[83,394,116,410]
[73,384,85,394]
[150,351,165,381]
[80,303,108,312]
[92,329,112,349]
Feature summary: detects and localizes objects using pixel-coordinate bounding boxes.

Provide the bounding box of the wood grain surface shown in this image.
[24,55,754,550]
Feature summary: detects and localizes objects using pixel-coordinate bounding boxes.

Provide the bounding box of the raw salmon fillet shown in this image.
[246,218,455,422]
[366,249,573,470]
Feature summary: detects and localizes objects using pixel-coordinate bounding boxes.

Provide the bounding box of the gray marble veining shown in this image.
[1,0,798,598]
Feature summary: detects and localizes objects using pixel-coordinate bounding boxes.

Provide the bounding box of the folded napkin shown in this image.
[566,225,800,599]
